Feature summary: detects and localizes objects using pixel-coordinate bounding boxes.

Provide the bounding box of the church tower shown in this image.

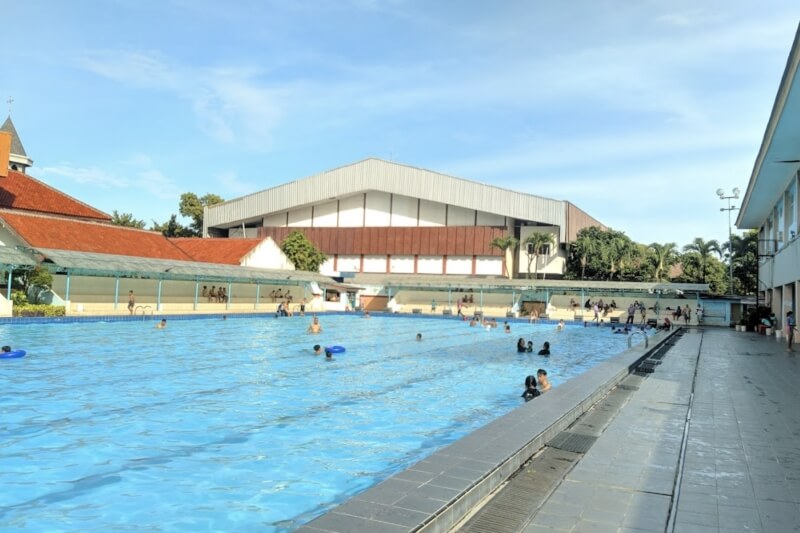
[0,115,34,174]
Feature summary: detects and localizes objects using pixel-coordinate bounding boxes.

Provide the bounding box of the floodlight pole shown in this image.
[717,188,740,296]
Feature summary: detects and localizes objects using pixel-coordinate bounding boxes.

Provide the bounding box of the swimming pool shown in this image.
[0,315,647,531]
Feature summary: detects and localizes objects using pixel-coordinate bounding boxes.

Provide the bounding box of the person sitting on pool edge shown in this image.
[313,344,323,355]
[155,319,167,329]
[521,375,540,401]
[307,316,322,334]
[537,341,550,356]
[537,368,552,392]
[516,338,527,353]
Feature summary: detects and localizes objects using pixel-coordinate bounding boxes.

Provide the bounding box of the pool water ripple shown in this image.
[0,315,647,531]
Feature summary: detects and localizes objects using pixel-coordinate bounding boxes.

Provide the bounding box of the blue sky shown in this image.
[4,1,799,247]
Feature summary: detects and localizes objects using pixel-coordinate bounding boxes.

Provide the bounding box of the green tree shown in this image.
[728,230,758,295]
[682,238,722,283]
[566,226,604,280]
[674,253,727,295]
[490,235,519,279]
[111,210,146,229]
[152,214,193,237]
[523,232,556,279]
[13,266,54,304]
[648,242,679,282]
[281,230,327,272]
[179,192,225,236]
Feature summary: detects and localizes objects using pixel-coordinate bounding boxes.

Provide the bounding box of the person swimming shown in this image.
[537,369,551,392]
[517,338,527,353]
[313,344,323,355]
[325,349,334,361]
[537,341,550,356]
[521,375,540,401]
[416,333,423,341]
[307,316,322,334]
[155,319,167,329]
[526,341,534,353]
[556,319,565,331]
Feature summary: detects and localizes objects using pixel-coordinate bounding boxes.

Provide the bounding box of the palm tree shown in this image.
[490,235,519,280]
[523,232,556,279]
[648,242,678,282]
[682,237,721,283]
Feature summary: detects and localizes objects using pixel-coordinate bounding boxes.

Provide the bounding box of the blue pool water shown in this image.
[0,315,646,531]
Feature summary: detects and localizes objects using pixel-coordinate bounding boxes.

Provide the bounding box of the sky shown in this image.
[3,0,800,248]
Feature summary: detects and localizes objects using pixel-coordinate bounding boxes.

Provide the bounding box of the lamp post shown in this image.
[717,187,740,296]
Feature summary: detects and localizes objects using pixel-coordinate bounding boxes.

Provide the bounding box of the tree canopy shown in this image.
[280,231,327,272]
[111,210,146,229]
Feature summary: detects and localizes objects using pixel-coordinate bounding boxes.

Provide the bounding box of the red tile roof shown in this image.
[0,169,111,221]
[170,237,263,265]
[0,211,192,260]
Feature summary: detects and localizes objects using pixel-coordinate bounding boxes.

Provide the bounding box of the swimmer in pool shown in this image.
[556,319,565,331]
[307,316,322,334]
[537,342,550,356]
[537,369,551,393]
[516,338,526,353]
[313,344,323,355]
[521,375,540,401]
[155,319,167,329]
[325,349,334,361]
[416,333,422,341]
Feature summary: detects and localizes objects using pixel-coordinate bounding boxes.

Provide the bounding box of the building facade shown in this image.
[737,23,800,327]
[204,158,606,279]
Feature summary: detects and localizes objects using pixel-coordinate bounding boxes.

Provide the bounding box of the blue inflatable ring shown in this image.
[0,349,26,359]
[326,345,346,354]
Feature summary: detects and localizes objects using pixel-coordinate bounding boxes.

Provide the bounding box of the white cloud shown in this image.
[76,50,283,150]
[38,164,127,189]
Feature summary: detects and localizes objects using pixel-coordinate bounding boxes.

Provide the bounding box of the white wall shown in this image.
[288,207,313,227]
[518,226,563,277]
[263,213,286,227]
[338,194,364,227]
[240,238,295,270]
[364,192,391,226]
[448,205,474,225]
[337,255,361,272]
[312,201,338,227]
[319,257,337,277]
[417,256,443,274]
[390,195,417,226]
[475,256,502,276]
[389,255,415,273]
[476,211,505,226]
[446,256,472,275]
[419,200,446,227]
[363,255,386,273]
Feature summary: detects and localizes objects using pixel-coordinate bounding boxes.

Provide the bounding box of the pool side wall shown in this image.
[298,329,677,533]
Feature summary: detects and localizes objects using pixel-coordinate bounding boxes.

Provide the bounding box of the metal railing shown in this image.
[627,329,649,349]
[135,305,154,320]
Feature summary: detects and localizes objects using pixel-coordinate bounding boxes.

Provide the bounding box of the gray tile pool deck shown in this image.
[298,328,800,532]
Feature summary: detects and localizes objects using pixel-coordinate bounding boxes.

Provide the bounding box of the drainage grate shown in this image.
[547,432,598,454]
[459,448,581,533]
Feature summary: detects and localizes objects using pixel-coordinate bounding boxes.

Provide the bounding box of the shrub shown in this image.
[12,304,66,317]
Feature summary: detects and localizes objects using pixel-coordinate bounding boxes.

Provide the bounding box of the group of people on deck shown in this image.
[201,285,228,303]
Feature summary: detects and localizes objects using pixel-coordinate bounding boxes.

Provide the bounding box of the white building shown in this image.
[204,158,606,279]
[737,22,800,326]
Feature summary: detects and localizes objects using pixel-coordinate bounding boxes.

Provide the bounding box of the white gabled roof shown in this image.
[205,158,568,236]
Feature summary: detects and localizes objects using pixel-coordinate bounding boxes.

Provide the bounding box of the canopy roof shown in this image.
[351,273,709,294]
[29,248,331,286]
